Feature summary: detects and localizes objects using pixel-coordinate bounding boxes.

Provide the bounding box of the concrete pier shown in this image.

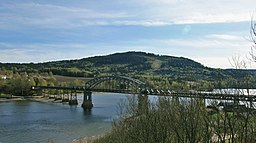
[62,94,69,102]
[69,90,78,105]
[82,91,93,110]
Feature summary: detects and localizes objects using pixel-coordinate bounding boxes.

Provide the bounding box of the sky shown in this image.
[0,0,256,69]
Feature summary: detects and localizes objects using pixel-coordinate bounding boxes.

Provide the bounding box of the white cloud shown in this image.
[0,0,255,68]
[116,0,254,24]
[0,0,255,29]
[0,43,89,63]
[152,37,250,52]
[121,33,253,68]
[205,34,245,41]
[0,42,139,63]
[194,57,254,69]
[0,3,130,29]
[0,33,254,68]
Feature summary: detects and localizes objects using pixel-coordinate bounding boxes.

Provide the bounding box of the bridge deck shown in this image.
[31,86,256,102]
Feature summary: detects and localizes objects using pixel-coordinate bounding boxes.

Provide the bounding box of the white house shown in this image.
[1,75,7,80]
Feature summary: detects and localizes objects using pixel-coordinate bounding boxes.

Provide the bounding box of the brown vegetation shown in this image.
[91,96,256,143]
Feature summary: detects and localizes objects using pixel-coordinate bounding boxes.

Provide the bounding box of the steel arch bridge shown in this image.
[31,75,256,109]
[84,76,146,93]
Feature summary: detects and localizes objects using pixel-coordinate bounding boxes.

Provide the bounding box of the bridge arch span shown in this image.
[85,76,145,90]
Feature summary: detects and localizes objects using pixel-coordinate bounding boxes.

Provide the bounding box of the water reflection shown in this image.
[83,110,92,116]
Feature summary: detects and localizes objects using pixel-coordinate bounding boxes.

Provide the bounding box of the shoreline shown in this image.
[0,95,65,103]
[27,96,57,103]
[0,96,26,102]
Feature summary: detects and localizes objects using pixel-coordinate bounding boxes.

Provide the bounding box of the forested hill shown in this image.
[0,51,254,81]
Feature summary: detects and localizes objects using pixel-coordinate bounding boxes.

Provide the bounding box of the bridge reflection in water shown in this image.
[31,76,256,110]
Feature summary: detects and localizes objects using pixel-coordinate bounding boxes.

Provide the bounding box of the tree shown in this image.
[250,17,256,61]
[38,78,47,86]
[0,79,5,96]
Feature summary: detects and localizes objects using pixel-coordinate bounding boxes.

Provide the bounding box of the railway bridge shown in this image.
[32,76,256,110]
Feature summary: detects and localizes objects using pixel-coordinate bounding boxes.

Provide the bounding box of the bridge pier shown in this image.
[62,92,69,102]
[82,91,93,110]
[69,90,78,105]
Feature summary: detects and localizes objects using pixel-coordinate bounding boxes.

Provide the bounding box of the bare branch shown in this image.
[249,13,256,62]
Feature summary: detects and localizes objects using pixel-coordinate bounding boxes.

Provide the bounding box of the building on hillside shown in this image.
[1,75,7,80]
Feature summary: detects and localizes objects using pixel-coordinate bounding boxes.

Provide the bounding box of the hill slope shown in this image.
[0,51,253,81]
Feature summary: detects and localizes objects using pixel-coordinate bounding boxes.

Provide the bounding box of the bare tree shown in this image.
[250,16,256,61]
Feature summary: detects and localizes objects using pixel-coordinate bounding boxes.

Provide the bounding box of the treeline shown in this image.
[42,68,94,77]
[0,65,94,78]
[1,70,256,97]
[0,69,88,96]
[0,70,57,96]
[1,52,255,81]
[134,75,256,91]
[93,97,256,143]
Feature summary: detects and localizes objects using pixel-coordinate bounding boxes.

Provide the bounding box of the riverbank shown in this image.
[27,96,56,103]
[0,96,25,102]
[0,95,57,103]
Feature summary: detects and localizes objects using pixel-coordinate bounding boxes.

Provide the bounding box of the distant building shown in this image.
[1,75,7,80]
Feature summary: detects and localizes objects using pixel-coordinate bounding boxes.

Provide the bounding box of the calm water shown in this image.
[1,92,249,143]
[0,93,129,143]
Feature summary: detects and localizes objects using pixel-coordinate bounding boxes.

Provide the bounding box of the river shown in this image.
[1,91,253,143]
[0,93,129,143]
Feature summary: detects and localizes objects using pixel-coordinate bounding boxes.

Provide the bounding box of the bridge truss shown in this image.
[31,76,256,102]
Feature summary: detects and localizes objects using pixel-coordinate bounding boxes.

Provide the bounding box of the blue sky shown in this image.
[0,0,256,68]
